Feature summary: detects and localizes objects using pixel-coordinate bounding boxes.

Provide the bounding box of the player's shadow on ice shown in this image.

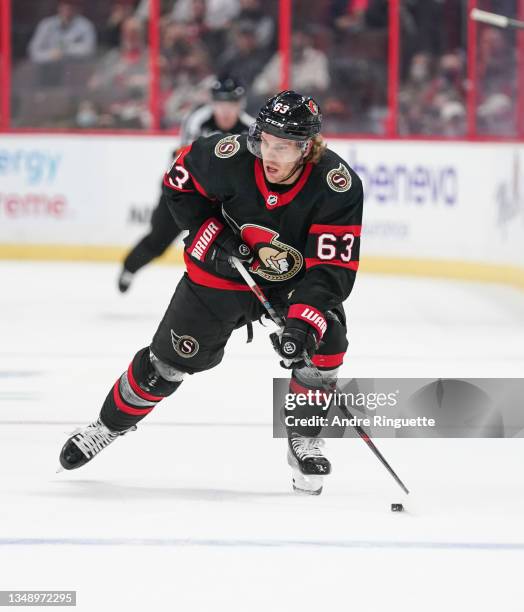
[42,480,294,501]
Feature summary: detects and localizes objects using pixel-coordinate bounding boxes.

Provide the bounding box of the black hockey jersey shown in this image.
[163,133,363,330]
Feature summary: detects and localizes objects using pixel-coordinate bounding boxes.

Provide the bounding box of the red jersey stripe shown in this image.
[184,251,250,291]
[305,258,359,271]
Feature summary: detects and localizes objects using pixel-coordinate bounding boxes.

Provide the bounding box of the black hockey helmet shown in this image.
[211,76,246,102]
[252,90,322,141]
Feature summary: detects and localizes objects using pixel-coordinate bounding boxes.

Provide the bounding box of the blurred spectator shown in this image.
[431,52,466,100]
[75,99,99,128]
[235,0,275,48]
[158,8,218,128]
[398,52,433,133]
[134,0,174,21]
[170,0,240,29]
[252,30,330,97]
[330,0,369,33]
[160,21,195,75]
[171,0,208,28]
[217,20,271,88]
[475,24,516,135]
[330,0,387,32]
[478,93,514,136]
[162,45,215,127]
[83,17,149,128]
[399,50,466,136]
[365,0,388,28]
[101,0,137,48]
[440,100,466,137]
[28,0,96,64]
[478,26,515,99]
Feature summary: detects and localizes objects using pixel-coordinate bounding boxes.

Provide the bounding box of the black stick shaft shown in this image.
[231,257,410,495]
[339,404,410,494]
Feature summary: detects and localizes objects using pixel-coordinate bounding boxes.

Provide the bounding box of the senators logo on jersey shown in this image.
[239,224,303,282]
[214,135,241,159]
[327,163,352,193]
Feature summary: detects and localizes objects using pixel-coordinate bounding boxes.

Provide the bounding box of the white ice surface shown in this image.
[1,261,524,611]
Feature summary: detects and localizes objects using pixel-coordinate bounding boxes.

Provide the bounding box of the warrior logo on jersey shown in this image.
[171,330,199,358]
[327,163,352,193]
[214,135,241,159]
[239,224,303,282]
[307,100,319,116]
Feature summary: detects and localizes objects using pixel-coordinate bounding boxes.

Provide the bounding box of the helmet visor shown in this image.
[248,124,308,163]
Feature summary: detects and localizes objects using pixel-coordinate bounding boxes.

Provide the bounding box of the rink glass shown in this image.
[1,0,522,138]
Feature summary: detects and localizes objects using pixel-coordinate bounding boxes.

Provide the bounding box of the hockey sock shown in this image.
[100,347,182,431]
[285,374,336,438]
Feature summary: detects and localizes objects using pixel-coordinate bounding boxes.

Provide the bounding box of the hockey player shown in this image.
[60,90,363,495]
[117,75,253,292]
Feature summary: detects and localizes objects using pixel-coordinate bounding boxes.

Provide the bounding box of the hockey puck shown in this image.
[391,503,404,512]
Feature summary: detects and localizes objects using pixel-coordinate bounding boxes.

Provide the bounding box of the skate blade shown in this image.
[291,471,324,495]
[56,464,64,474]
[292,482,323,496]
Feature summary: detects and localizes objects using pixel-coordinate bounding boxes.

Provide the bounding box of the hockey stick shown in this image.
[231,256,410,495]
[471,8,524,29]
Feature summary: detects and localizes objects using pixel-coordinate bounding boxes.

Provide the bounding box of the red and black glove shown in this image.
[270,304,326,369]
[187,218,252,279]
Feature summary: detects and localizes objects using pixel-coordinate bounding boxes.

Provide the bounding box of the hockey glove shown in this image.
[207,227,252,278]
[270,318,320,369]
[188,218,252,279]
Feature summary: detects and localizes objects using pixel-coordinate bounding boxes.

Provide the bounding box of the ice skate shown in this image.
[59,418,136,471]
[287,434,331,495]
[118,270,134,293]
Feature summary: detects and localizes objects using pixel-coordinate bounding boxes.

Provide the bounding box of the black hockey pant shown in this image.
[101,275,349,437]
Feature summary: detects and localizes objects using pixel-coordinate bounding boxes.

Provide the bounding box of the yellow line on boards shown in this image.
[360,257,524,289]
[0,244,184,264]
[0,245,523,290]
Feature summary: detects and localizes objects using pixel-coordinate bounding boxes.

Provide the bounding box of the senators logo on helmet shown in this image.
[307,100,319,115]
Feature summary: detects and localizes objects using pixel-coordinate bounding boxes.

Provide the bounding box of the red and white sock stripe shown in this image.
[112,364,163,417]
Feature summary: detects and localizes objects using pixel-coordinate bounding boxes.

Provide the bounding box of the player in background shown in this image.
[117,76,253,292]
[60,91,363,495]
